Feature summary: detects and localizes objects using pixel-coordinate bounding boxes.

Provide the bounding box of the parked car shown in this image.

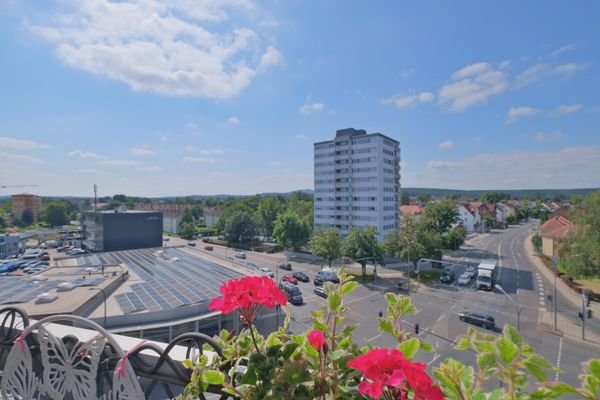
[204,245,214,251]
[465,265,476,277]
[440,269,455,283]
[396,278,409,291]
[457,272,472,285]
[187,242,196,247]
[56,246,69,253]
[235,252,246,259]
[260,267,274,278]
[67,249,86,256]
[282,274,298,285]
[40,254,51,261]
[458,312,495,330]
[314,270,340,286]
[313,286,328,298]
[278,262,292,271]
[293,271,310,283]
[278,282,303,305]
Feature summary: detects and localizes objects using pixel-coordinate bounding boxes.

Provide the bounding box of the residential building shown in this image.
[203,208,223,228]
[0,234,24,258]
[134,202,191,234]
[313,128,400,241]
[540,215,573,258]
[81,210,163,252]
[400,205,423,223]
[457,203,480,233]
[11,193,42,223]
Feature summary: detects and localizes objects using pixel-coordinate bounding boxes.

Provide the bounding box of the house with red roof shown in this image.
[400,205,424,223]
[540,215,573,258]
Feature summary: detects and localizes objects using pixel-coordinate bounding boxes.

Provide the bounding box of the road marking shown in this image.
[427,353,441,366]
[366,333,383,343]
[555,337,563,380]
[450,303,457,310]
[436,314,445,323]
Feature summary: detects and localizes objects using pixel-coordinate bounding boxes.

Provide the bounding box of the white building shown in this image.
[313,128,400,241]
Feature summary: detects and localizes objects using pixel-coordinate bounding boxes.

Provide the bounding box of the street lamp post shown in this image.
[495,284,523,331]
[88,287,107,328]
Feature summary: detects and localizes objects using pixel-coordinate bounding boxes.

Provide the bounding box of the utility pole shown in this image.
[93,184,98,212]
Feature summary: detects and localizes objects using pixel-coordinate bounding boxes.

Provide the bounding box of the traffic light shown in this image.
[588,309,593,319]
[415,323,420,335]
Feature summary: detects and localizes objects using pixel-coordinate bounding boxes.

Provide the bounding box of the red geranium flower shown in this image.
[307,330,326,351]
[209,276,287,323]
[347,348,444,400]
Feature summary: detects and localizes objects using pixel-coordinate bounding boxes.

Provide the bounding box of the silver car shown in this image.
[458,272,472,285]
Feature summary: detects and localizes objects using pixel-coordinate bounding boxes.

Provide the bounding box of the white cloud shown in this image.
[185,123,198,129]
[515,63,549,88]
[28,0,279,99]
[554,63,589,77]
[227,117,240,125]
[505,106,539,124]
[407,146,600,189]
[533,131,564,143]
[182,156,215,163]
[294,134,308,140]
[130,147,155,156]
[400,68,414,79]
[258,46,282,71]
[184,145,197,152]
[551,44,576,57]
[0,151,43,164]
[550,104,583,117]
[0,136,50,149]
[68,150,107,160]
[137,165,164,172]
[97,159,141,166]
[299,102,325,115]
[383,92,434,110]
[438,140,454,150]
[438,62,507,112]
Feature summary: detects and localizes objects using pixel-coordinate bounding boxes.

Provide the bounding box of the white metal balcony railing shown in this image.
[0,307,231,400]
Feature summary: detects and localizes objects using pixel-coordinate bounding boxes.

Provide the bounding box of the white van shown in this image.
[20,253,40,261]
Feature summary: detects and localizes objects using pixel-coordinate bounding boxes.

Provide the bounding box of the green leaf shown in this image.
[524,356,549,381]
[477,352,497,375]
[182,358,193,369]
[378,318,395,335]
[329,349,345,360]
[472,340,495,354]
[504,325,521,346]
[419,340,434,352]
[398,338,420,360]
[589,359,600,379]
[486,388,503,400]
[341,281,359,297]
[496,337,518,365]
[455,337,471,351]
[327,291,342,311]
[202,370,225,385]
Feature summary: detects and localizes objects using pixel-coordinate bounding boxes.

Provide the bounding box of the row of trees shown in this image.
[558,190,600,279]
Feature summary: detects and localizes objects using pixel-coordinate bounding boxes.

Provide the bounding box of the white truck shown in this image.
[476,259,497,291]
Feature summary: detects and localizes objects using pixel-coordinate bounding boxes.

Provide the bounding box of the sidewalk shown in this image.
[523,233,600,344]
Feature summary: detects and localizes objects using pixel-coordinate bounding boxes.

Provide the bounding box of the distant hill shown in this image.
[400,187,598,200]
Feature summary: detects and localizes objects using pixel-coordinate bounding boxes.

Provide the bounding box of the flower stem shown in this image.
[248,321,261,353]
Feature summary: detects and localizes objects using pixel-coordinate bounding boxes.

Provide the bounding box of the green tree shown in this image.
[43,201,69,227]
[179,222,196,240]
[415,193,431,204]
[222,210,257,243]
[0,215,5,229]
[257,196,284,237]
[286,192,313,231]
[506,214,516,225]
[564,190,600,278]
[480,192,508,204]
[400,191,410,206]
[273,212,310,250]
[310,228,343,268]
[21,210,34,226]
[342,226,383,277]
[421,199,459,234]
[385,217,442,268]
[113,194,127,203]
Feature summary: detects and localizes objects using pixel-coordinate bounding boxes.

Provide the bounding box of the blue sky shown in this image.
[1,1,599,197]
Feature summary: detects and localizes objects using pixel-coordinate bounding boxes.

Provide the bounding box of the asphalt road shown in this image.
[177,229,598,390]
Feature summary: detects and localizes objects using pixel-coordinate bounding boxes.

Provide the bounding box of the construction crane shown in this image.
[0,185,38,189]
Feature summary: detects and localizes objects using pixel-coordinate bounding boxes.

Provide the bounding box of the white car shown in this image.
[260,267,274,278]
[458,272,472,285]
[67,249,86,256]
[465,265,476,278]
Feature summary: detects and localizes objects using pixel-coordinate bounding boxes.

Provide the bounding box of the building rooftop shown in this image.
[540,215,573,239]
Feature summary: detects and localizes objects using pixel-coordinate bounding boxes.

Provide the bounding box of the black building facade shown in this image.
[81,211,163,252]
